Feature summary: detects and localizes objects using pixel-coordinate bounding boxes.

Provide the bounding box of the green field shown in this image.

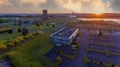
[0,33,21,42]
[28,24,53,31]
[34,43,58,67]
[0,18,66,67]
[4,33,57,67]
[28,19,65,33]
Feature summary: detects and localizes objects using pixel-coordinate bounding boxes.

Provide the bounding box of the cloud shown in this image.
[54,0,106,13]
[0,0,119,13]
[39,0,72,13]
[108,0,120,12]
[21,0,47,6]
[0,0,47,13]
[54,0,82,12]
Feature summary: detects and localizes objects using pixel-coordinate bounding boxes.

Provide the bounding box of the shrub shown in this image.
[105,49,110,56]
[0,40,7,50]
[17,36,25,41]
[76,44,80,49]
[56,50,62,54]
[37,31,42,35]
[13,39,21,44]
[33,31,41,35]
[73,51,77,55]
[27,34,34,38]
[77,33,81,37]
[109,61,115,67]
[56,57,62,64]
[7,42,15,47]
[0,44,7,50]
[83,57,88,65]
[23,36,29,39]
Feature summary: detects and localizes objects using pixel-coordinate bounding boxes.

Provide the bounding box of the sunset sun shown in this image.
[94,12,104,15]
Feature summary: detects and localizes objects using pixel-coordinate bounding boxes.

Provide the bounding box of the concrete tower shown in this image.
[42,10,48,20]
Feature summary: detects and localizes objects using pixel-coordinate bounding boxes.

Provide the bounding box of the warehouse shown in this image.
[50,27,79,45]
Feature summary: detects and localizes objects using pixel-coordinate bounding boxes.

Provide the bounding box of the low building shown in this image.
[50,27,79,45]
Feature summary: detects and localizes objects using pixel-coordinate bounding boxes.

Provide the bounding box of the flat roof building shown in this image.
[50,27,79,45]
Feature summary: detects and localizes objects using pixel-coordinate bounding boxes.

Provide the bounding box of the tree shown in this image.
[47,23,49,26]
[22,29,29,36]
[56,50,62,54]
[36,23,40,27]
[52,24,55,27]
[112,64,115,67]
[8,29,13,34]
[77,33,81,37]
[56,57,62,64]
[18,28,21,32]
[100,62,102,65]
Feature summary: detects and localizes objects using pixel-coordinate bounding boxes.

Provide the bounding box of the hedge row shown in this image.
[84,57,116,67]
[0,28,12,33]
[0,32,40,51]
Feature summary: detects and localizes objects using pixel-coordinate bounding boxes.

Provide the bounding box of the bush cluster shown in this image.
[0,40,7,50]
[56,57,62,64]
[0,32,40,51]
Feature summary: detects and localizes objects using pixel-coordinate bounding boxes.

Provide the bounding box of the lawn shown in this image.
[28,20,65,33]
[0,32,22,42]
[34,44,58,67]
[28,24,53,31]
[0,18,66,67]
[1,33,56,67]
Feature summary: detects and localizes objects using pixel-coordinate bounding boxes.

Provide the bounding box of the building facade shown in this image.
[50,27,79,45]
[42,10,48,20]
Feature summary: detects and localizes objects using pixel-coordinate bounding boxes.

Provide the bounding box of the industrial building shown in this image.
[50,27,79,45]
[42,10,48,20]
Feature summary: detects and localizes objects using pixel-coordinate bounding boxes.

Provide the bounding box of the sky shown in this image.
[0,0,119,14]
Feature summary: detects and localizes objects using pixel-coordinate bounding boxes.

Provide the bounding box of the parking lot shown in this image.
[45,29,120,67]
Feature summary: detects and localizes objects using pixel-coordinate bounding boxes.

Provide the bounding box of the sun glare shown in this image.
[94,12,103,15]
[0,0,6,4]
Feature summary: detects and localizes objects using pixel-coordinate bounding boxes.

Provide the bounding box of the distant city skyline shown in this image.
[0,0,120,14]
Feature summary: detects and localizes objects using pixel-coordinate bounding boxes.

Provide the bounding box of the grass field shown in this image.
[0,32,21,41]
[27,21,65,34]
[0,18,66,67]
[28,24,53,31]
[34,44,58,67]
[1,33,57,67]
